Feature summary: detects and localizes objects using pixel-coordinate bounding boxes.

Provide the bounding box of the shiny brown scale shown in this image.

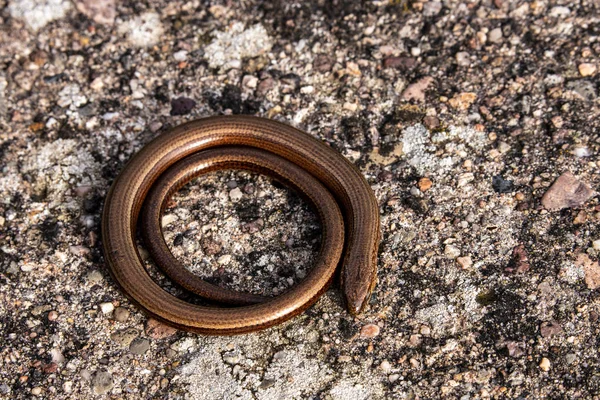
[101,116,380,334]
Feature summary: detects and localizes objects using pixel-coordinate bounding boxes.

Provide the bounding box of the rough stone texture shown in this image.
[91,370,113,395]
[117,11,165,48]
[8,0,72,32]
[541,172,595,210]
[74,0,115,25]
[1,1,600,399]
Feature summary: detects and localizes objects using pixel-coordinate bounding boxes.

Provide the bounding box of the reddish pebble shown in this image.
[360,324,380,338]
[505,244,530,273]
[48,311,58,321]
[42,362,58,373]
[540,321,563,338]
[145,318,178,339]
[541,172,595,211]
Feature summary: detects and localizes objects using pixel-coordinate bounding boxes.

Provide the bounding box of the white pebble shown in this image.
[229,188,243,201]
[456,52,470,66]
[21,263,35,272]
[549,6,570,17]
[445,245,461,259]
[573,146,591,158]
[379,360,392,373]
[100,302,114,314]
[217,254,232,265]
[173,50,188,61]
[161,214,178,227]
[242,75,258,89]
[488,28,503,43]
[50,348,65,364]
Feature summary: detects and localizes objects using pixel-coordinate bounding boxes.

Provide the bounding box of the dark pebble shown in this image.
[378,170,393,182]
[259,379,276,389]
[492,175,515,193]
[506,244,530,273]
[170,97,197,116]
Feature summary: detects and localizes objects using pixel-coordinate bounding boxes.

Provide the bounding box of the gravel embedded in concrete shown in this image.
[1,0,599,398]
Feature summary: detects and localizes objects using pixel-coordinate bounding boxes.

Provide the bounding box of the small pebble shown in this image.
[201,237,222,255]
[129,338,151,355]
[445,245,461,259]
[540,321,563,338]
[456,51,470,66]
[113,307,130,322]
[161,214,178,227]
[456,256,473,269]
[217,254,232,265]
[360,324,380,338]
[31,387,42,395]
[418,177,433,192]
[42,362,58,373]
[572,146,591,158]
[448,92,476,110]
[539,357,551,372]
[592,240,600,251]
[573,210,587,225]
[92,370,113,395]
[20,263,34,272]
[110,328,139,347]
[541,172,595,210]
[576,253,600,290]
[549,6,570,17]
[47,310,58,321]
[423,115,440,130]
[229,188,243,201]
[170,97,196,116]
[50,349,64,364]
[223,350,241,365]
[488,28,503,43]
[173,50,188,62]
[99,302,114,314]
[492,175,514,193]
[401,76,434,102]
[422,1,442,16]
[409,334,422,347]
[379,360,392,373]
[383,56,416,71]
[146,318,178,339]
[578,63,597,77]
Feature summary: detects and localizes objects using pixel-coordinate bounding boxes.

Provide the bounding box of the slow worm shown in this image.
[102,116,380,334]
